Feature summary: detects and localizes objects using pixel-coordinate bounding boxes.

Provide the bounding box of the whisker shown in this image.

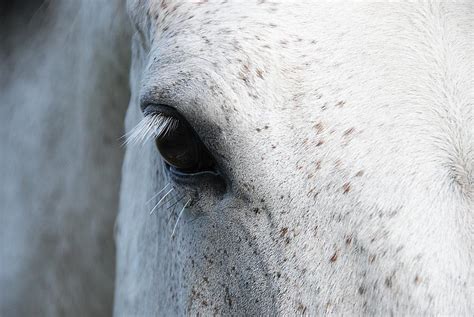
[146,183,170,205]
[149,187,174,215]
[171,199,191,238]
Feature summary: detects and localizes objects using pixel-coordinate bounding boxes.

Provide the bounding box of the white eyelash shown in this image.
[124,114,179,146]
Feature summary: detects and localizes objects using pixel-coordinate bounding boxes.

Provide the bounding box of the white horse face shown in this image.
[116,0,473,315]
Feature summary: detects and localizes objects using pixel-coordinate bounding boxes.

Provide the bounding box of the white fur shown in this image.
[117,0,473,315]
[1,0,472,316]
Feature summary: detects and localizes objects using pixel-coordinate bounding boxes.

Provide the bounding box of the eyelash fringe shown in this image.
[124,114,179,146]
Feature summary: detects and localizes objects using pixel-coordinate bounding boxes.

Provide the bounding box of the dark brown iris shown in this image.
[153,110,215,174]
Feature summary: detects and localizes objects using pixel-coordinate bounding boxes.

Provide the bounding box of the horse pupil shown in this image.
[155,117,214,173]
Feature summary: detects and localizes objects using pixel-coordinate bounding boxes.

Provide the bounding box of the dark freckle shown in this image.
[343,127,355,136]
[345,236,352,245]
[384,277,393,288]
[342,182,351,194]
[315,160,322,170]
[414,275,421,284]
[297,303,307,314]
[314,122,324,133]
[336,100,346,107]
[279,227,288,237]
[264,125,269,129]
[170,4,179,12]
[256,128,261,132]
[355,170,364,177]
[316,140,324,146]
[330,251,338,262]
[224,286,232,307]
[313,225,319,235]
[358,286,366,295]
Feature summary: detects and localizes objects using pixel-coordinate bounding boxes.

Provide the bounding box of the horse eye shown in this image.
[145,105,216,174]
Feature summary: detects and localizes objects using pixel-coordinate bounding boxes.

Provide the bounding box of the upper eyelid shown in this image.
[125,103,194,147]
[139,86,181,113]
[141,103,183,120]
[124,112,179,147]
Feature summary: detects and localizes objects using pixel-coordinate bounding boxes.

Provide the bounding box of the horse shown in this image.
[1,0,472,315]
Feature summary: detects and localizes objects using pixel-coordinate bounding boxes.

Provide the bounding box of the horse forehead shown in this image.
[138,1,472,170]
[138,1,472,78]
[138,1,377,100]
[139,1,472,111]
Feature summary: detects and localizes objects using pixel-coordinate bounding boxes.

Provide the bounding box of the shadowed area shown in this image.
[0,0,45,24]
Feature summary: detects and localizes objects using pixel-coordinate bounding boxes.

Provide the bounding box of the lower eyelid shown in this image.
[166,164,227,193]
[168,165,220,177]
[142,103,180,118]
